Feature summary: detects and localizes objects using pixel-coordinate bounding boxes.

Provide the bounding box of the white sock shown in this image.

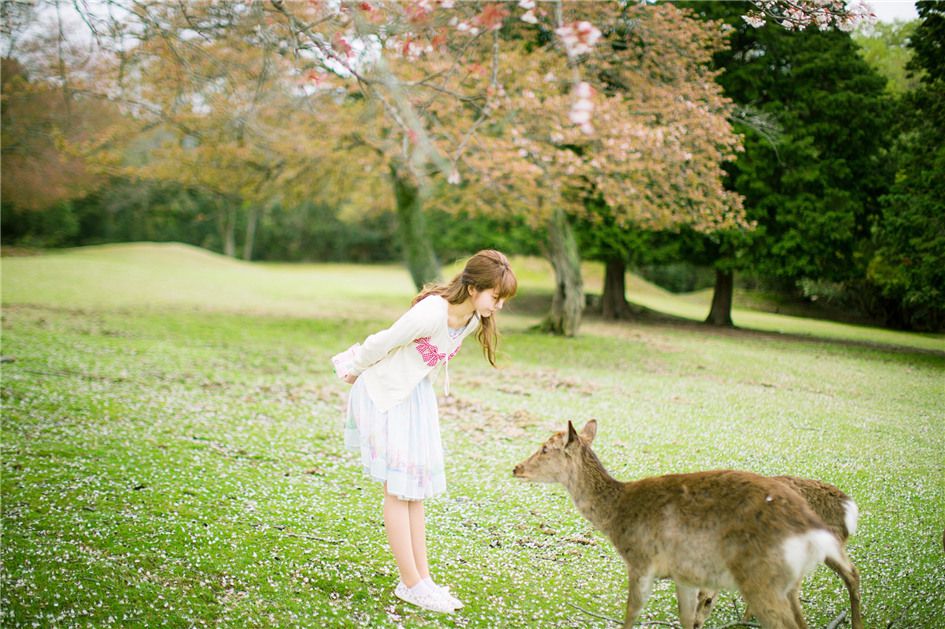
[408,580,434,597]
[422,577,438,590]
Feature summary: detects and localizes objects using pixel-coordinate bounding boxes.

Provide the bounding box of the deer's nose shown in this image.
[513,464,523,477]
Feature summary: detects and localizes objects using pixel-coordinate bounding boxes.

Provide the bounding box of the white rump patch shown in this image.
[844,499,859,537]
[782,530,841,583]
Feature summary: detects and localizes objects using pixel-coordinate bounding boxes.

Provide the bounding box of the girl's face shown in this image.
[470,286,505,319]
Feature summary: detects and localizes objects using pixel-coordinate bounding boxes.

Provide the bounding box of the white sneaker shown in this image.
[394,582,455,614]
[433,584,464,609]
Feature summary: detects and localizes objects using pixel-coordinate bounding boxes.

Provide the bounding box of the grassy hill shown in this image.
[2,243,943,627]
[3,242,942,352]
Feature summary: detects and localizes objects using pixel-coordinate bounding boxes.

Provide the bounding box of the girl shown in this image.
[334,250,517,613]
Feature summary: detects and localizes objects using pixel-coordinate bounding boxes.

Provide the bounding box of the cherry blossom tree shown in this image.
[452,3,747,333]
[60,0,873,186]
[7,0,873,325]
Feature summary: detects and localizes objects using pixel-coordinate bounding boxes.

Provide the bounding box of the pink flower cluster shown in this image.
[743,0,875,32]
[555,21,602,58]
[519,0,538,25]
[568,82,595,135]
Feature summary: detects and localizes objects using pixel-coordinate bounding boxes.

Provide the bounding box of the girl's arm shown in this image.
[349,296,440,375]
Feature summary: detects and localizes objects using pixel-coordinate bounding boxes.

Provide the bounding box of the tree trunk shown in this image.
[542,206,584,336]
[242,205,258,261]
[220,204,237,258]
[705,268,734,326]
[601,256,633,320]
[390,163,440,290]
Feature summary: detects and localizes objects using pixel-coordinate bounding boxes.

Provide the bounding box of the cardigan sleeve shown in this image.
[349,296,441,375]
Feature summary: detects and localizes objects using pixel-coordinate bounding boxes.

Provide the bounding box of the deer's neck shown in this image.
[563,449,624,533]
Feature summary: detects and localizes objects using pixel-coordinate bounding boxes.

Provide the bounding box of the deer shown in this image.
[695,475,862,629]
[512,420,858,629]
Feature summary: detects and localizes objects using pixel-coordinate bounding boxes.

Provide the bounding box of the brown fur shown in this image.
[513,421,856,629]
[696,476,862,629]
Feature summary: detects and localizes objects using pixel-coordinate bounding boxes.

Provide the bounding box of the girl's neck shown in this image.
[447,299,475,329]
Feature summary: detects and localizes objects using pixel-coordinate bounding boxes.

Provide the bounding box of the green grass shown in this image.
[3,243,944,628]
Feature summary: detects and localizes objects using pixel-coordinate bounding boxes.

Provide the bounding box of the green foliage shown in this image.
[0,175,546,264]
[0,201,80,247]
[853,20,920,94]
[871,113,945,330]
[425,210,542,265]
[75,179,220,248]
[575,211,671,268]
[908,0,945,81]
[576,215,715,293]
[868,1,945,331]
[254,202,399,263]
[729,27,893,283]
[635,262,715,294]
[680,1,905,324]
[2,252,944,627]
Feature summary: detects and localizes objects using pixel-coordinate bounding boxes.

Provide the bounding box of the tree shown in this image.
[681,0,894,326]
[853,19,921,94]
[1,0,135,246]
[100,2,346,261]
[4,0,869,312]
[0,53,116,217]
[460,3,746,333]
[582,4,746,323]
[869,0,945,330]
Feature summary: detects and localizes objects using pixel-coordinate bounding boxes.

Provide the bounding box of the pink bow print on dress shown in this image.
[414,337,446,366]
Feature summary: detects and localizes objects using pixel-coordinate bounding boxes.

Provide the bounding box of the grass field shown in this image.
[2,243,944,628]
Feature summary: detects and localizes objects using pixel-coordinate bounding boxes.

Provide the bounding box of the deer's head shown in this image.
[513,420,597,483]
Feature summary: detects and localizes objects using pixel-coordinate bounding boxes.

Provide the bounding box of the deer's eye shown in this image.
[541,446,548,454]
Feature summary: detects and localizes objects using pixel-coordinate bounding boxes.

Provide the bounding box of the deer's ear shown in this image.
[566,421,579,447]
[581,419,597,444]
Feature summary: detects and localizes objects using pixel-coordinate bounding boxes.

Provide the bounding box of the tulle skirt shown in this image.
[344,376,446,501]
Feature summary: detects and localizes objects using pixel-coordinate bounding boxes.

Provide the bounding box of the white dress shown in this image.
[344,325,465,501]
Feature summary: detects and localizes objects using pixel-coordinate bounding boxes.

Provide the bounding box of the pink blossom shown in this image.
[555,21,602,58]
[568,82,595,130]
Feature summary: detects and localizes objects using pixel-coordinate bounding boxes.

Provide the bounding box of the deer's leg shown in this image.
[676,583,700,629]
[788,588,808,629]
[623,570,653,629]
[694,589,718,628]
[740,588,802,629]
[826,554,863,629]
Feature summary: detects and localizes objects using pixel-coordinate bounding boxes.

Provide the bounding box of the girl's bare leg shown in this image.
[383,485,421,587]
[407,499,430,580]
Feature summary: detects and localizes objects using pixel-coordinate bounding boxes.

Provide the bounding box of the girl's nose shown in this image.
[497,299,505,310]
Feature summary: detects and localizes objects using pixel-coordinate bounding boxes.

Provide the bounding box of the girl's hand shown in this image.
[343,373,358,384]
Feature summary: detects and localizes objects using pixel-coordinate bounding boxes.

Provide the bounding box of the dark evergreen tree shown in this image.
[680,1,895,325]
[869,1,945,330]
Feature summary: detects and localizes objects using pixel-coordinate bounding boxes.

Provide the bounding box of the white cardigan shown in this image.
[350,295,480,412]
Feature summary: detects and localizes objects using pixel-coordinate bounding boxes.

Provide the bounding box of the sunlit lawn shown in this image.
[2,243,944,627]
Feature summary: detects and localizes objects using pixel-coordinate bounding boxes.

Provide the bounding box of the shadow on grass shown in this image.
[512,289,945,362]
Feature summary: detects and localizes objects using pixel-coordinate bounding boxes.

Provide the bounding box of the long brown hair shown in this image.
[413,249,517,366]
